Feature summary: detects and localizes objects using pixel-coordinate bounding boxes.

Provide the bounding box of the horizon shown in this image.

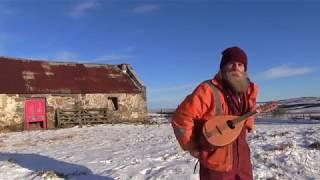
[148,96,320,111]
[1,1,320,109]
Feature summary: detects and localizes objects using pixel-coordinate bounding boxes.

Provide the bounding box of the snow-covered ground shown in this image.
[0,115,320,180]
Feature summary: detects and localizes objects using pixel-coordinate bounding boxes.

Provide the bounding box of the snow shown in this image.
[0,116,320,180]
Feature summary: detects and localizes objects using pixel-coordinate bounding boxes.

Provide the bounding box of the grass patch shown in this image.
[308,142,320,150]
[270,131,289,137]
[265,142,294,151]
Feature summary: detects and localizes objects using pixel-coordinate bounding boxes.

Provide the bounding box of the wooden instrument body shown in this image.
[202,115,245,147]
[202,102,278,147]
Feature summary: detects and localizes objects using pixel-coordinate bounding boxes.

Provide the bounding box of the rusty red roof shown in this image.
[0,56,144,94]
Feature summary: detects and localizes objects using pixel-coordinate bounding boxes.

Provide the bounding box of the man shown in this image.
[171,46,258,180]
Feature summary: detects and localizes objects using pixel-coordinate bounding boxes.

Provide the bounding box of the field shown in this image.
[0,114,319,180]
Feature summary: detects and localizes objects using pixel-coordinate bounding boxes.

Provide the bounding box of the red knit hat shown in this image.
[220,46,248,71]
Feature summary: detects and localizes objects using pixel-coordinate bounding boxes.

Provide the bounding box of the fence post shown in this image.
[56,108,61,128]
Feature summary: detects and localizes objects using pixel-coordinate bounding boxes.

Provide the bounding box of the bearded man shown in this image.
[172,46,259,180]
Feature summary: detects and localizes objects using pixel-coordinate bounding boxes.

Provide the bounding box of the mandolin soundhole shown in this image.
[226,120,235,129]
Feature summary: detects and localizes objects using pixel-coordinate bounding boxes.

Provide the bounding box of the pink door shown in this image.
[25,98,47,129]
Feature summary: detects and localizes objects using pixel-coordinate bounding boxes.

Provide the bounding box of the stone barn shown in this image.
[0,56,147,131]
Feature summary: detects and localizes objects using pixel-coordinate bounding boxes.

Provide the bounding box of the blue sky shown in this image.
[1,1,320,109]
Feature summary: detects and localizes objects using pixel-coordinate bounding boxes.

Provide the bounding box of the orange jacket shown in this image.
[171,75,258,172]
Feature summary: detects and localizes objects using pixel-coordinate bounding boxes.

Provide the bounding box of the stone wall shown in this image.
[0,93,147,131]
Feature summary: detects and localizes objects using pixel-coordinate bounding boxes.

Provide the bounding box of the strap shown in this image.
[193,159,199,174]
[192,80,222,173]
[204,80,222,115]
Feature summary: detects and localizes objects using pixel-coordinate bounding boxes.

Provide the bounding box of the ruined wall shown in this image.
[0,93,147,131]
[0,95,24,131]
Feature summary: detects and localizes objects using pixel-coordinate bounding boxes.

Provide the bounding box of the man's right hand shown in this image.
[189,149,200,158]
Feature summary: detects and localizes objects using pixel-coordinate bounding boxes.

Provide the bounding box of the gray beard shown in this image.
[222,70,250,94]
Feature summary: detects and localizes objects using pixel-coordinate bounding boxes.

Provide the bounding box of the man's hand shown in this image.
[189,149,200,158]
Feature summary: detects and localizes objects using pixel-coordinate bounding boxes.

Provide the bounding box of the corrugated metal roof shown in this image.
[0,56,144,94]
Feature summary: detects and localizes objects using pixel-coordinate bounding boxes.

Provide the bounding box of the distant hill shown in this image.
[149,97,320,114]
[259,97,320,113]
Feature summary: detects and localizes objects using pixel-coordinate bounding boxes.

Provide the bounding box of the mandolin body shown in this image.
[202,115,246,147]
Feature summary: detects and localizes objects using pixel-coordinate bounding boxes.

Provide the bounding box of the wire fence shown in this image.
[258,112,320,120]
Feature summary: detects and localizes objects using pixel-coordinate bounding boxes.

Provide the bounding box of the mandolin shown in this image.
[202,102,278,147]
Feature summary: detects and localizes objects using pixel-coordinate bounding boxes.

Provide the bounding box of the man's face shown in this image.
[223,62,246,73]
[221,61,249,93]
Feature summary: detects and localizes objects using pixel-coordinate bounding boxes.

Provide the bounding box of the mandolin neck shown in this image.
[232,111,257,125]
